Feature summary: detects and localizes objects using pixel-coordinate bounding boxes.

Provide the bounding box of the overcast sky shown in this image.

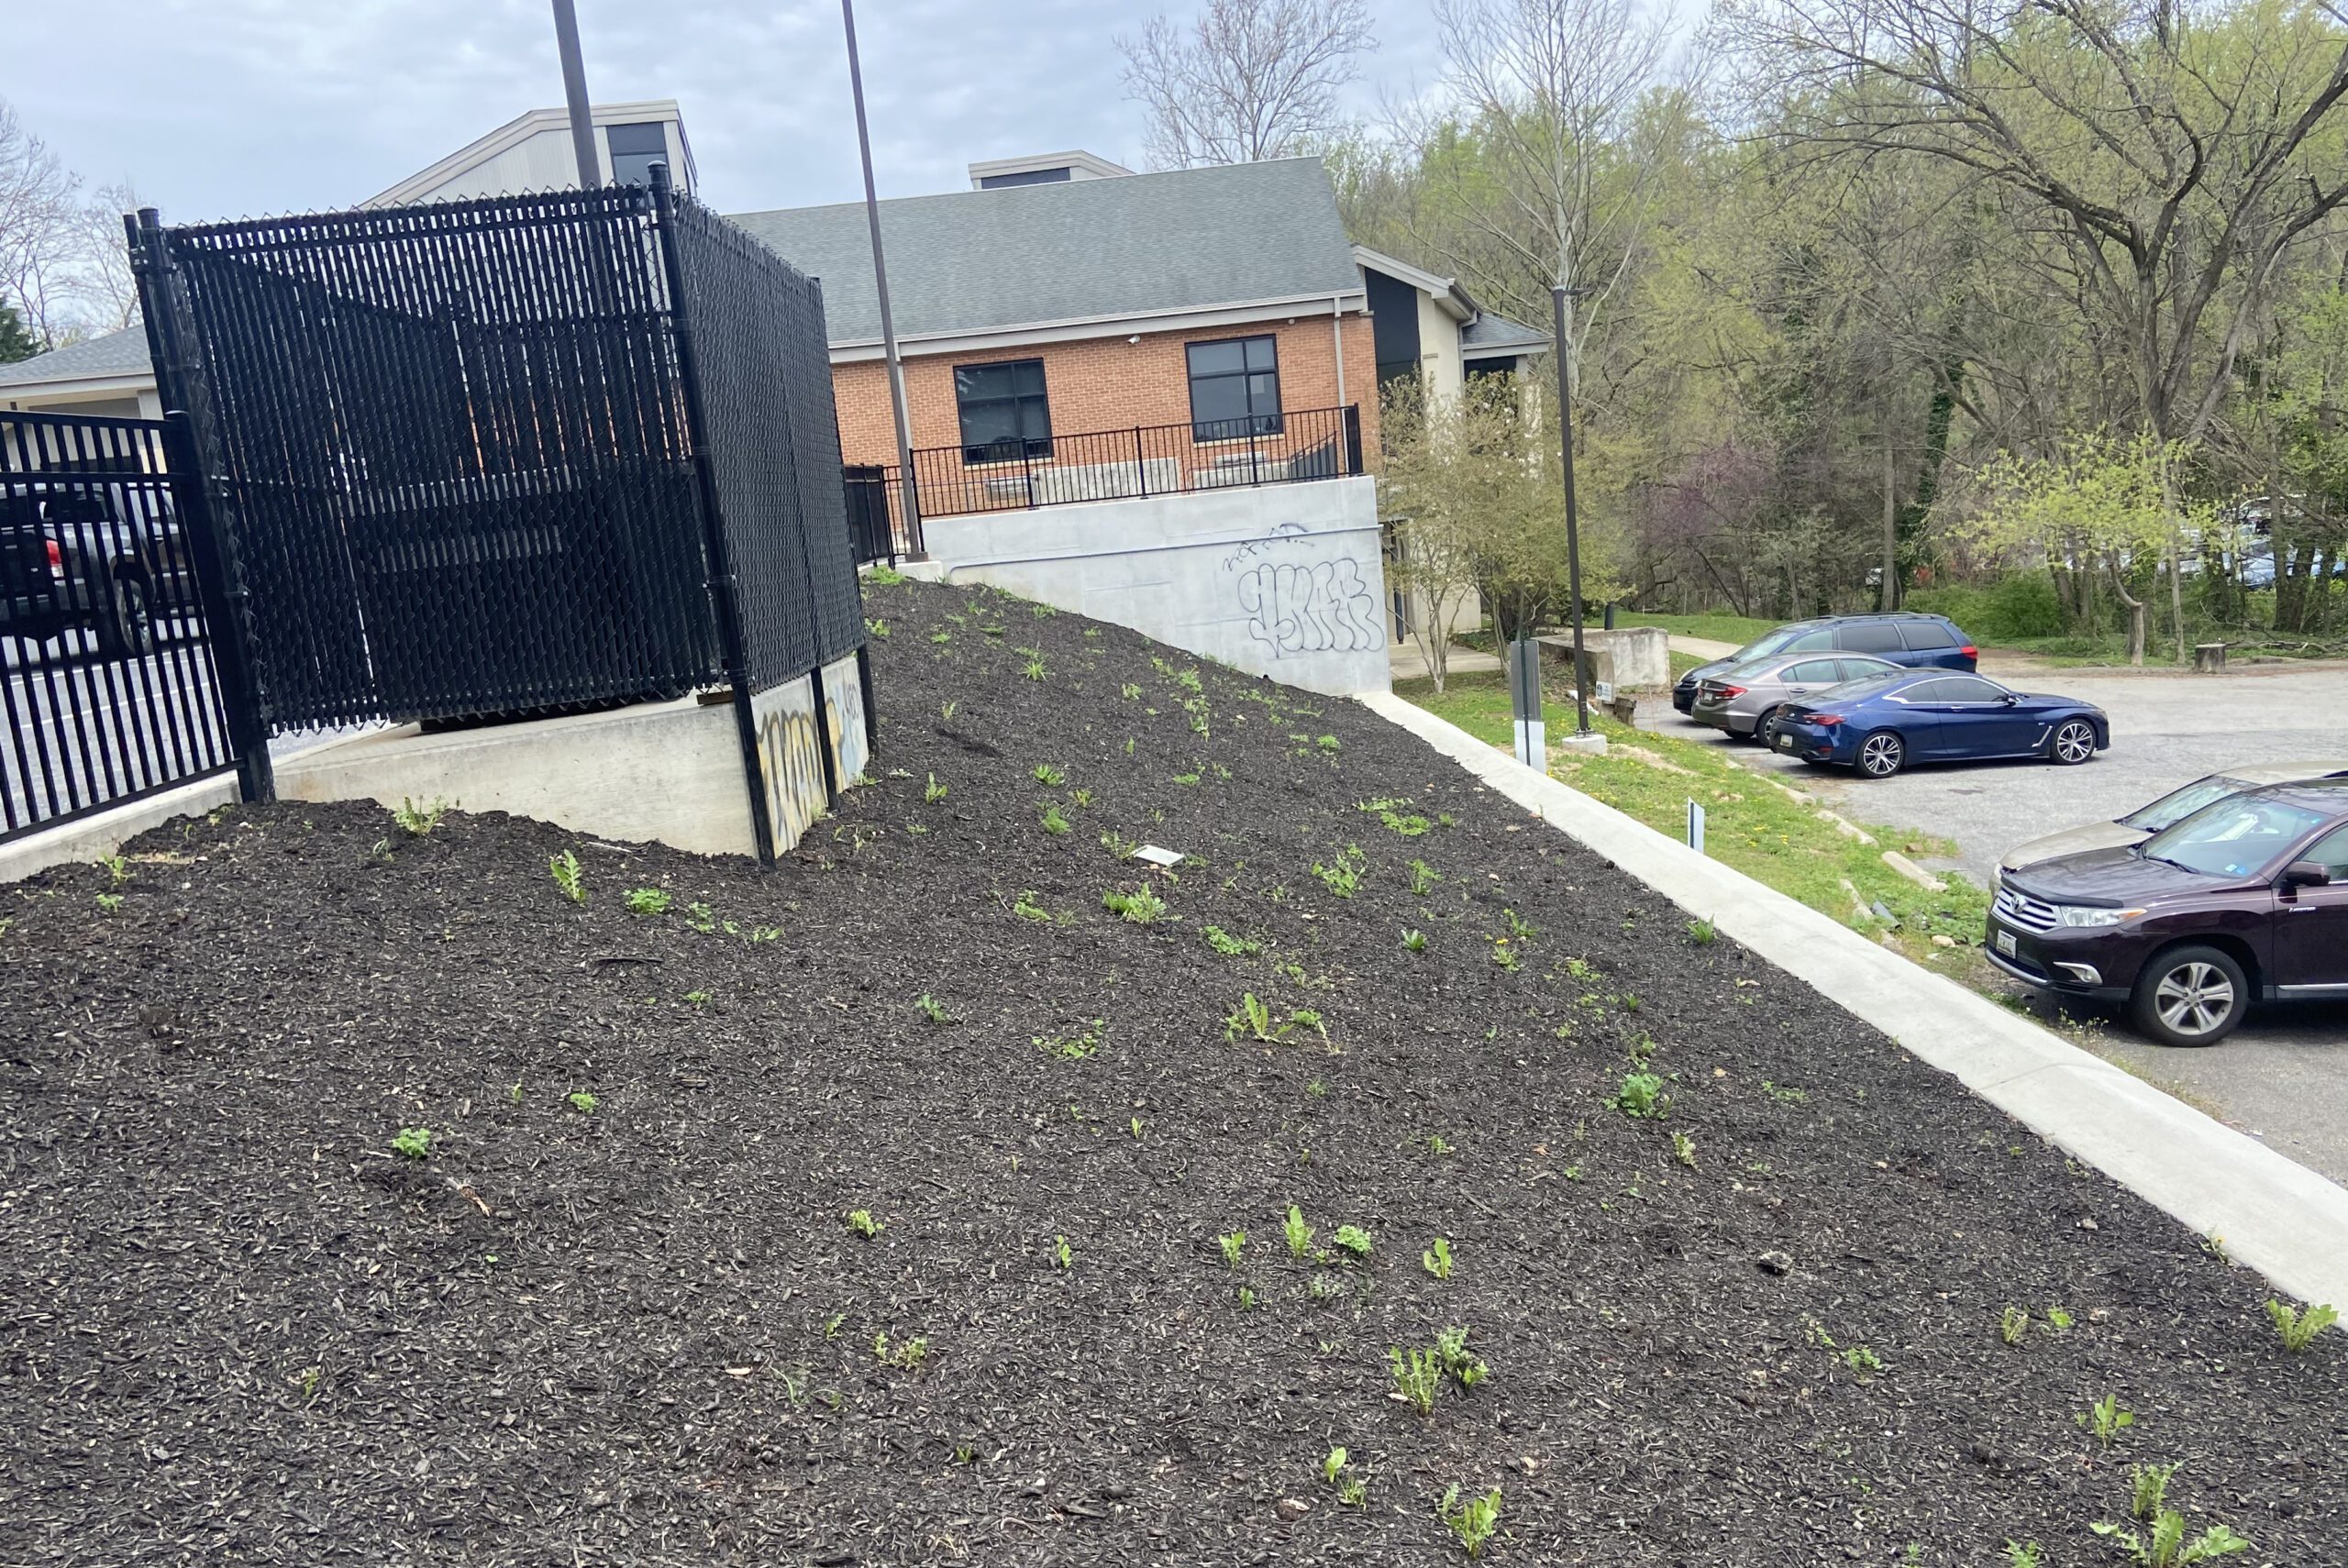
[7,0,1450,222]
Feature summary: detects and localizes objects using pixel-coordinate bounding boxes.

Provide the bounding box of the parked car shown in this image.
[1768,670,2107,778]
[1689,651,1901,743]
[0,479,190,657]
[2000,760,2348,874]
[1986,780,2348,1045]
[1671,612,1977,714]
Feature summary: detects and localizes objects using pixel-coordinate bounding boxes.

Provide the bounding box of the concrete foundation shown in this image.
[1540,626,1672,691]
[279,652,871,860]
[925,476,1390,696]
[281,696,763,856]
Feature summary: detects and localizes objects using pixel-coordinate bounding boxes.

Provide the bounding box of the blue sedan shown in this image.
[1769,671,2109,779]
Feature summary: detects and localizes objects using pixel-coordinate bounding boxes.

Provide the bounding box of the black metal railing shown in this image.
[853,403,1362,553]
[0,409,240,841]
[135,180,865,736]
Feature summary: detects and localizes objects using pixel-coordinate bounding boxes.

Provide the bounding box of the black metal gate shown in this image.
[0,407,254,844]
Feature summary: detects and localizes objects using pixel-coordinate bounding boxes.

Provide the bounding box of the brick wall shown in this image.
[829,312,1379,475]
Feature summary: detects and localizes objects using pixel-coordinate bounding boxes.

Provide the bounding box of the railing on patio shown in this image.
[847,403,1363,562]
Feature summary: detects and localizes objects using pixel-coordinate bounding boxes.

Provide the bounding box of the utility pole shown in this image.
[550,0,601,189]
[1551,284,1603,754]
[841,0,925,558]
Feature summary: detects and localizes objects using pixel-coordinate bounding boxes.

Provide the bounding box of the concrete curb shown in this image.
[0,736,360,887]
[0,772,239,885]
[1359,689,2348,1312]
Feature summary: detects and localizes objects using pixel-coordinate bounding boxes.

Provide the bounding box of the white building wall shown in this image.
[925,477,1391,696]
[1417,291,1466,403]
[400,118,688,203]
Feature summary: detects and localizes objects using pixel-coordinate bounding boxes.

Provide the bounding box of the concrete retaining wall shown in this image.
[924,475,1390,696]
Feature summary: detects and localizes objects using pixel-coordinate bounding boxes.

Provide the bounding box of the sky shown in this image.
[6,0,1450,223]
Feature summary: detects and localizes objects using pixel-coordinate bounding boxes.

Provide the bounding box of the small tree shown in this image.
[1966,434,2207,667]
[1382,372,1586,686]
[1119,0,1376,170]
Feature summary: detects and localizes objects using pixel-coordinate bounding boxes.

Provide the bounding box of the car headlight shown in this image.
[2055,905,2142,928]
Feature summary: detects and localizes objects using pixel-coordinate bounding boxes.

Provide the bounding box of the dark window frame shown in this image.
[953,358,1054,466]
[1837,622,1906,654]
[1186,334,1284,441]
[605,121,671,188]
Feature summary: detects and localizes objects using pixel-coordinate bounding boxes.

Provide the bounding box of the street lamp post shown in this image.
[549,0,601,190]
[1551,284,1596,745]
[841,0,925,559]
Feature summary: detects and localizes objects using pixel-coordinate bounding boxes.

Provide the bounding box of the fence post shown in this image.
[129,208,275,805]
[1343,404,1364,475]
[159,409,274,805]
[648,162,785,863]
[1135,426,1147,497]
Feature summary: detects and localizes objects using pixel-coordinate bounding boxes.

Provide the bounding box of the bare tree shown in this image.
[1419,0,1691,388]
[75,181,143,335]
[0,99,84,349]
[1119,0,1376,169]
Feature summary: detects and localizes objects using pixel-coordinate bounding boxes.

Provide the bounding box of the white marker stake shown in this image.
[1687,800,1706,855]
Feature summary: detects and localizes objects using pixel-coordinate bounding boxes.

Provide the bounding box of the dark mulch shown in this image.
[4,578,2342,1567]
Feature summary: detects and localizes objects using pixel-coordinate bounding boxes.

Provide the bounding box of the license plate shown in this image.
[1775,734,1795,751]
[1996,930,2017,957]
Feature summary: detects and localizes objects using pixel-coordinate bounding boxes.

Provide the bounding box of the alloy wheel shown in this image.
[2154,963,2234,1038]
[1859,733,1902,777]
[2054,721,2094,764]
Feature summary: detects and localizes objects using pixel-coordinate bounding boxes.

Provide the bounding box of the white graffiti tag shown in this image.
[1235,557,1386,658]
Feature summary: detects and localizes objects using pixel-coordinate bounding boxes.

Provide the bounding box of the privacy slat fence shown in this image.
[129,171,867,862]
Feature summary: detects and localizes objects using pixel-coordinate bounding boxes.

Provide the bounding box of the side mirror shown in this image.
[2282,860,2332,889]
[1999,692,2021,705]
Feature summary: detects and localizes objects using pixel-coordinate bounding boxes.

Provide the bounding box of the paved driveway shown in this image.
[1642,658,2348,1186]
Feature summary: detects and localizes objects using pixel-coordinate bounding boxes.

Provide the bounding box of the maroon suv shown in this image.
[1985,779,2348,1045]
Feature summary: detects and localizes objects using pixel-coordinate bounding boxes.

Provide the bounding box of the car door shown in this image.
[1927,675,2041,756]
[2273,823,2348,994]
[1863,676,1943,756]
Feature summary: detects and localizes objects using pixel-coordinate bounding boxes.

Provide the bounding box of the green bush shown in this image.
[1906,571,2066,641]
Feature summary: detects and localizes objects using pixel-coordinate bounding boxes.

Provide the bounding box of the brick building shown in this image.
[728,154,1379,519]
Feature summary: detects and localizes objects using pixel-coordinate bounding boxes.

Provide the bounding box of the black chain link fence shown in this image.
[139,182,862,733]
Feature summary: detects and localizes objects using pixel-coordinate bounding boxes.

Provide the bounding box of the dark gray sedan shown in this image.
[1689,652,1900,743]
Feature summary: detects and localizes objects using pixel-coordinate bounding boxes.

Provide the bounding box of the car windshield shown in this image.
[1730,628,1805,661]
[2120,775,2247,833]
[2137,794,2331,878]
[1708,658,1776,681]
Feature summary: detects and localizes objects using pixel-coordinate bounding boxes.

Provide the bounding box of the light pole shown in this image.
[1551,284,1597,745]
[841,0,925,558]
[549,0,601,190]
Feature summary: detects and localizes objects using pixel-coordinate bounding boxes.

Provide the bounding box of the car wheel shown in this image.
[2129,944,2248,1047]
[1855,729,1905,778]
[2049,718,2096,766]
[98,576,156,659]
[1752,706,1782,746]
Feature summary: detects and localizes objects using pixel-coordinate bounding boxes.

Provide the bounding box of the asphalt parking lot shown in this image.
[1643,657,2348,1186]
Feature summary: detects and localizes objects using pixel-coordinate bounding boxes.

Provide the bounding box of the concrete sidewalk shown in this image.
[1361,688,2348,1314]
[1670,635,1742,661]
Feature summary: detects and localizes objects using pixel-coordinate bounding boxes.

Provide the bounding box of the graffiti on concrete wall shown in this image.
[749,676,830,853]
[1235,556,1386,659]
[820,655,869,785]
[747,657,870,853]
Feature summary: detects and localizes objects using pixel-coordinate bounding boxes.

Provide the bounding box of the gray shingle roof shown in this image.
[0,323,151,388]
[725,158,1362,347]
[1461,311,1548,357]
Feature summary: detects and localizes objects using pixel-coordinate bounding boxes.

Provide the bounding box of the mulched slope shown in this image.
[3,578,2341,1568]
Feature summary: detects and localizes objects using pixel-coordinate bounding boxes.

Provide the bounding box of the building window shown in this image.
[605,122,671,187]
[955,359,1052,464]
[1187,336,1282,440]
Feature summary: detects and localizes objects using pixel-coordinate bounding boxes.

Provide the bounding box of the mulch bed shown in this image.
[4,577,2342,1566]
